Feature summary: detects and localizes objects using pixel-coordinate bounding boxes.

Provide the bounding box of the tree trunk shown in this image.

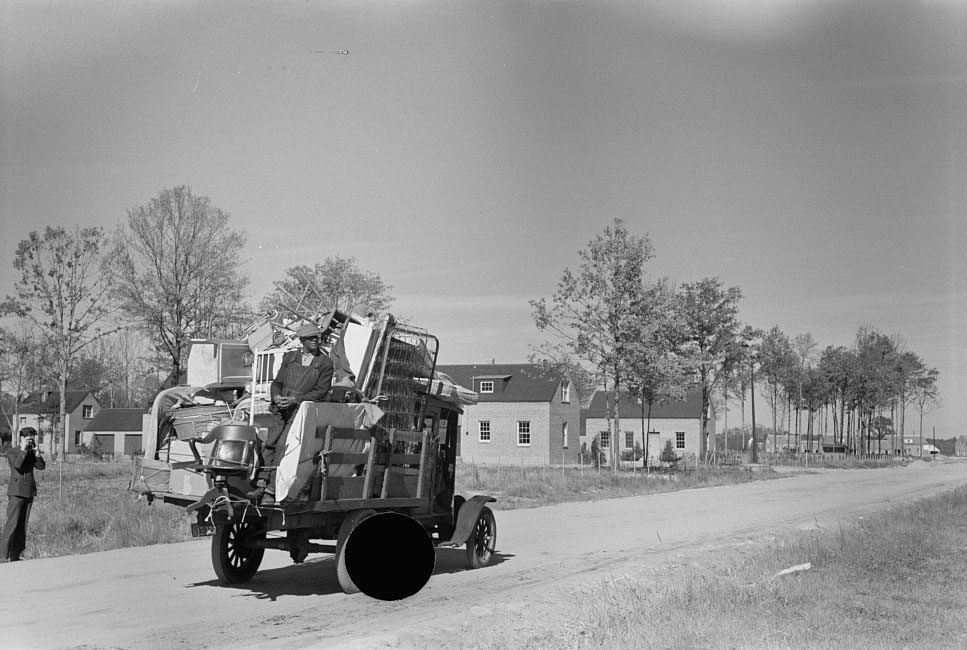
[59,368,68,459]
[612,375,621,472]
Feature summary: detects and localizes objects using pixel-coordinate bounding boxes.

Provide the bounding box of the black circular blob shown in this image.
[343,512,436,600]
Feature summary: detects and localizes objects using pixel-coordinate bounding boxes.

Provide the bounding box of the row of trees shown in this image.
[0,186,394,454]
[727,326,940,454]
[531,219,940,468]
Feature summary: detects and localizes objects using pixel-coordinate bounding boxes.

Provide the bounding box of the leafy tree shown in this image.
[911,365,940,454]
[890,350,923,449]
[531,219,654,470]
[791,332,818,442]
[624,279,690,466]
[109,186,249,388]
[0,325,46,445]
[260,256,393,320]
[677,278,742,459]
[800,365,829,451]
[853,328,899,453]
[817,345,857,448]
[2,226,116,456]
[756,326,795,452]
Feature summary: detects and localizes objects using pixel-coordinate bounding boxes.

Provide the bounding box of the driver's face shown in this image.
[300,336,320,354]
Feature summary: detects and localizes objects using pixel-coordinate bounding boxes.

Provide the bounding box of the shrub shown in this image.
[659,439,678,464]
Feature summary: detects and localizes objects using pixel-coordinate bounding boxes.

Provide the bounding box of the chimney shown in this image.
[491,358,495,364]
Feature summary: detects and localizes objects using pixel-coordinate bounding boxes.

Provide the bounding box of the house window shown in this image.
[82,405,93,419]
[562,422,569,448]
[625,431,635,449]
[676,432,686,449]
[517,421,531,446]
[560,380,570,403]
[74,431,82,446]
[479,380,494,393]
[599,431,610,448]
[19,416,27,426]
[478,421,491,443]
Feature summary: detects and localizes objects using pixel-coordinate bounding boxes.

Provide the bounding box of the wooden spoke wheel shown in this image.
[465,506,496,569]
[212,521,266,584]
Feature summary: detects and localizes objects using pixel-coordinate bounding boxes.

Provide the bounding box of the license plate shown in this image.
[191,523,214,537]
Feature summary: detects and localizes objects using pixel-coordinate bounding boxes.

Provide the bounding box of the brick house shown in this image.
[14,390,101,452]
[82,408,151,457]
[583,390,704,466]
[435,363,582,465]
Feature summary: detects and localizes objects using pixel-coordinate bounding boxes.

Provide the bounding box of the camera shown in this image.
[25,438,37,452]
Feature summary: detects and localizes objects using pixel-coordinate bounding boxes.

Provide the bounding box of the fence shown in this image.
[757,451,899,468]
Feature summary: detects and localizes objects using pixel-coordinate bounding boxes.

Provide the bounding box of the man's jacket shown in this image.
[5,448,45,498]
[270,350,335,421]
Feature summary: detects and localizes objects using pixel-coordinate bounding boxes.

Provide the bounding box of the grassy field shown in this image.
[11,460,194,558]
[473,485,967,650]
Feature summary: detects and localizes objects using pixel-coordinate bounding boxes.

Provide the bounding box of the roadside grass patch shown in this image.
[456,463,782,509]
[479,486,967,650]
[6,459,193,559]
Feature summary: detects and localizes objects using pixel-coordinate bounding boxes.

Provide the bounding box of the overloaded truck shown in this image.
[129,308,496,599]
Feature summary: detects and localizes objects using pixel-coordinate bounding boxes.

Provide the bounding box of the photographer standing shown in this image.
[1,427,46,562]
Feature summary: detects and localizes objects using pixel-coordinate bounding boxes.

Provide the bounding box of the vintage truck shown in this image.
[129,309,496,599]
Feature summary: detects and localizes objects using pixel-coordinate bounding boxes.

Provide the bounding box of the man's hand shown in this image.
[275,396,296,409]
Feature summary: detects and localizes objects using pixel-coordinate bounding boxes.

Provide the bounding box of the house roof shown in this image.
[84,409,147,433]
[19,390,96,415]
[585,390,704,419]
[435,364,567,403]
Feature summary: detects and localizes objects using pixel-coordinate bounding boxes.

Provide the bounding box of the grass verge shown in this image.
[10,460,194,559]
[455,463,783,509]
[475,485,967,650]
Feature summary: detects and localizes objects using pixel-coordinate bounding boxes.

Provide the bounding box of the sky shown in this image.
[1,0,965,436]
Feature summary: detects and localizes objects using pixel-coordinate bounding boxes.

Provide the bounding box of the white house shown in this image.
[583,390,704,466]
[435,363,582,465]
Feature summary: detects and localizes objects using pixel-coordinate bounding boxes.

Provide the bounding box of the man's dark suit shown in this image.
[1,446,46,561]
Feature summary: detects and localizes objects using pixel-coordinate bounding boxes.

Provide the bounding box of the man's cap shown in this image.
[296,323,323,338]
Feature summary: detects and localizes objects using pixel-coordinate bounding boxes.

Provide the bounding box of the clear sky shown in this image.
[2,1,965,436]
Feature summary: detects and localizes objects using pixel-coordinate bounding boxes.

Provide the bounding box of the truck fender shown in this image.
[444,494,496,546]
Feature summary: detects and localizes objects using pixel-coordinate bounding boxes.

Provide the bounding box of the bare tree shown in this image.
[69,329,157,407]
[2,226,117,457]
[0,325,45,445]
[110,186,249,388]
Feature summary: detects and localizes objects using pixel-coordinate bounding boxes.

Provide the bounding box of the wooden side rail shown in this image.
[379,428,433,499]
[318,425,378,501]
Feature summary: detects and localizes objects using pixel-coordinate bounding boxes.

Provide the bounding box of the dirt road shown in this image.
[3,460,966,650]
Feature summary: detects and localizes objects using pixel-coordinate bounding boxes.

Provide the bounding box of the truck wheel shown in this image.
[335,509,376,594]
[465,506,496,569]
[212,521,265,584]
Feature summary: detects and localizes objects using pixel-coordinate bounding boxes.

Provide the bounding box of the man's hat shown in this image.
[295,323,323,338]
